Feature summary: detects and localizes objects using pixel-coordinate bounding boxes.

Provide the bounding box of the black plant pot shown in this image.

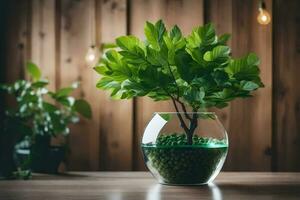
[30,146,65,174]
[15,135,65,174]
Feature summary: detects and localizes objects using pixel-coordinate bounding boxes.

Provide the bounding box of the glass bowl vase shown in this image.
[141,112,228,185]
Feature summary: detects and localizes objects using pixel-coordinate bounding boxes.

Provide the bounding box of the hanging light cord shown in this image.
[258,0,266,10]
[39,0,45,65]
[90,0,95,48]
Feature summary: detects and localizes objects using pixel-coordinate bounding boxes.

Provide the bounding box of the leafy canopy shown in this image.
[95,20,263,110]
[0,62,92,137]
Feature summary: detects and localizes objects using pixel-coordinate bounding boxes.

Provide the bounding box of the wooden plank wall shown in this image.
[58,0,101,170]
[273,0,300,171]
[97,0,133,171]
[206,0,273,171]
[1,0,299,171]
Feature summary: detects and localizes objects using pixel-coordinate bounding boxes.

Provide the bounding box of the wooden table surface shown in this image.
[0,172,300,200]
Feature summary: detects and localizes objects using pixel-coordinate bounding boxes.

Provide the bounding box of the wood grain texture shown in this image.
[0,172,300,200]
[273,0,300,171]
[205,0,272,171]
[4,0,31,83]
[130,0,204,171]
[208,0,272,171]
[96,0,133,171]
[59,0,100,170]
[31,0,56,90]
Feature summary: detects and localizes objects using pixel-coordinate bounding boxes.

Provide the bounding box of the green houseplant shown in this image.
[94,20,263,185]
[0,62,92,178]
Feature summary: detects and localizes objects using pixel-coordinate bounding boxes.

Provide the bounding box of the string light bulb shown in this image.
[257,0,271,25]
[85,1,100,67]
[85,45,100,67]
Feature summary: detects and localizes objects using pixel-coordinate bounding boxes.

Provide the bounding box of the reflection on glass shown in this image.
[107,191,122,200]
[146,184,161,200]
[142,112,228,185]
[209,183,223,200]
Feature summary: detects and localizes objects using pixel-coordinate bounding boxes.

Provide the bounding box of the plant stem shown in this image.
[175,99,192,121]
[187,109,198,145]
[166,64,180,99]
[170,97,190,134]
[170,96,199,145]
[164,65,199,145]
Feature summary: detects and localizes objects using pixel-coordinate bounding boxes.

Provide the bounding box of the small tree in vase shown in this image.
[94,20,263,185]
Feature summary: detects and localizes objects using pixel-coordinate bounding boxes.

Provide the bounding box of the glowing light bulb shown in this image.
[257,8,271,25]
[85,45,100,66]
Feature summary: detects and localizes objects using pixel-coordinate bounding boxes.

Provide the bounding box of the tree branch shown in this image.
[162,83,199,145]
[186,108,198,145]
[170,97,190,134]
[166,64,180,99]
[175,99,192,121]
[166,64,194,122]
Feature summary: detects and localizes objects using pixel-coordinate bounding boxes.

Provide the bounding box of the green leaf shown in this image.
[159,113,172,121]
[183,87,205,106]
[94,65,109,75]
[215,102,229,108]
[163,35,176,64]
[96,77,119,90]
[241,81,259,91]
[247,53,260,66]
[210,88,235,100]
[43,102,58,112]
[203,46,230,62]
[187,23,217,48]
[218,34,231,45]
[116,35,144,52]
[146,46,168,66]
[102,43,117,50]
[55,87,74,98]
[213,70,231,87]
[74,99,92,119]
[225,53,260,81]
[170,25,182,41]
[138,66,171,89]
[119,50,147,65]
[26,62,41,81]
[142,20,166,51]
[174,51,194,82]
[155,20,166,43]
[31,80,49,88]
[186,28,202,48]
[198,23,217,46]
[56,96,75,107]
[106,49,123,65]
[122,79,148,96]
[103,50,132,81]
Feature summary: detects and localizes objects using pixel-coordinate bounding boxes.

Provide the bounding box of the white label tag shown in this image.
[142,113,167,144]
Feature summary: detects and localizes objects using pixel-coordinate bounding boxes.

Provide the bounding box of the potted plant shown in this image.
[94,20,263,185]
[0,62,92,178]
